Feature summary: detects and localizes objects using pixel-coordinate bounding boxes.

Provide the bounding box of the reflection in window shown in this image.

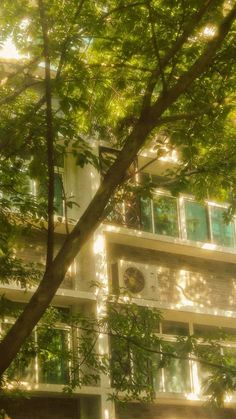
[140,197,152,232]
[196,345,213,394]
[193,324,222,395]
[152,320,191,394]
[151,351,162,391]
[210,206,235,247]
[153,196,179,237]
[162,321,189,336]
[185,201,209,242]
[193,324,220,338]
[125,194,140,229]
[38,328,70,384]
[37,173,64,217]
[162,342,191,393]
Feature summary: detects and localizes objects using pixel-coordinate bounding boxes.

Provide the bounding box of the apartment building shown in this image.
[1,143,236,419]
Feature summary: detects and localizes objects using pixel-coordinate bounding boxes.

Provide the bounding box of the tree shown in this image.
[0,0,235,401]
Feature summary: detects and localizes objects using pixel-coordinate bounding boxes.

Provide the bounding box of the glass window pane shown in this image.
[38,328,70,384]
[196,342,222,395]
[54,173,64,216]
[140,197,152,232]
[193,324,220,338]
[162,321,189,336]
[163,342,191,393]
[153,196,179,237]
[221,327,236,342]
[196,345,213,394]
[185,201,209,242]
[132,350,152,388]
[210,206,235,247]
[152,351,162,392]
[125,194,140,229]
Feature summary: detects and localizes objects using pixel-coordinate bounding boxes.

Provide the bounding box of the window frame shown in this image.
[0,316,71,386]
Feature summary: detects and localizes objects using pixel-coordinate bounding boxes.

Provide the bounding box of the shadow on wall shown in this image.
[109,243,236,312]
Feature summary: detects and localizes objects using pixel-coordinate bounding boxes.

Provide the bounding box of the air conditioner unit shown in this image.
[117,260,159,301]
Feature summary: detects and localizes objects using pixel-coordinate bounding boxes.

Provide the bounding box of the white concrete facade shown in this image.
[2,144,236,419]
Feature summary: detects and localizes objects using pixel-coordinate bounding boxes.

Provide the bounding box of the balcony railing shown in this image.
[106,192,236,248]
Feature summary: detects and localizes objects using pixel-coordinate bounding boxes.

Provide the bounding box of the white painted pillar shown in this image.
[93,227,116,419]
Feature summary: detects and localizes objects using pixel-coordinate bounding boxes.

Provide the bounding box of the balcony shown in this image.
[106,191,236,250]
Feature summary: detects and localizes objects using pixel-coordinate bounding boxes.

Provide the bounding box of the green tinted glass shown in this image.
[152,351,162,392]
[153,196,179,237]
[38,328,69,384]
[54,173,64,216]
[193,324,220,338]
[162,321,189,336]
[210,206,235,247]
[224,347,236,367]
[185,201,209,242]
[196,345,212,394]
[140,197,152,232]
[221,327,236,342]
[163,342,191,393]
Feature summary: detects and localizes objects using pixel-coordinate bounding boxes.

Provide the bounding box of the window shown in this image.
[1,318,70,385]
[184,200,209,242]
[103,164,236,248]
[37,172,64,217]
[111,318,236,398]
[161,341,191,393]
[140,197,152,232]
[152,321,191,394]
[193,324,225,395]
[162,320,189,336]
[153,195,179,237]
[210,206,235,247]
[38,327,70,384]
